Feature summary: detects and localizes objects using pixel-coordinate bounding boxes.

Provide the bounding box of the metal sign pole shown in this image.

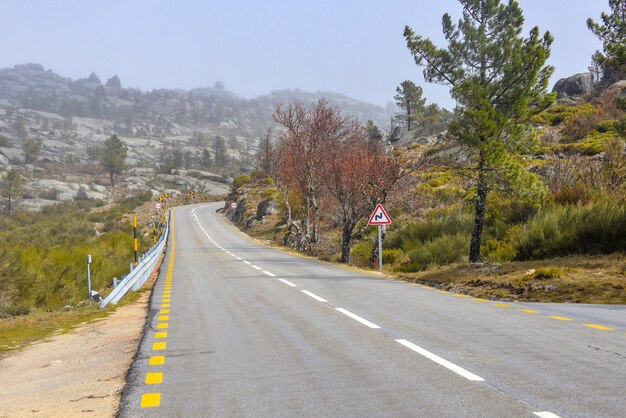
[378,225,383,273]
[87,254,92,306]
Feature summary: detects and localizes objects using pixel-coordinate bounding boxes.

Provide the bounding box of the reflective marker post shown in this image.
[87,254,92,306]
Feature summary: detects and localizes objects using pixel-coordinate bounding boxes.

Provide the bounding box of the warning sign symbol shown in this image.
[368,204,392,225]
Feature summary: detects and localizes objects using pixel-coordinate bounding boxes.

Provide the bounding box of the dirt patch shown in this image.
[0,292,149,418]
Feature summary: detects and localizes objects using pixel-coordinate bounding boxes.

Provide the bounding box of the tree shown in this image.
[364,120,383,143]
[274,100,342,250]
[213,136,229,167]
[404,0,554,262]
[394,80,426,131]
[200,148,213,168]
[256,128,276,176]
[588,0,626,85]
[23,137,41,164]
[324,129,403,262]
[100,134,128,186]
[2,168,22,215]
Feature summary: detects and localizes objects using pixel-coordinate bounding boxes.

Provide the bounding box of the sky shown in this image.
[0,0,610,109]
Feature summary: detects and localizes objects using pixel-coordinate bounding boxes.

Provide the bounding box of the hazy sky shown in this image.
[0,0,609,109]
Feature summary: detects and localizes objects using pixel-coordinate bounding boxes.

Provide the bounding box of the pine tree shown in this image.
[587,0,626,85]
[256,128,276,176]
[99,134,128,186]
[404,0,554,262]
[213,136,229,167]
[2,168,22,215]
[394,80,426,131]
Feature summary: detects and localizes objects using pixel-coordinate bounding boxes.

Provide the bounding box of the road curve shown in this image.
[118,202,626,418]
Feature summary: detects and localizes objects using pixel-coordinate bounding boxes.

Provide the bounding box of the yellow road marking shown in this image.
[156,323,169,329]
[550,316,573,321]
[421,286,432,289]
[436,290,448,294]
[140,393,160,408]
[520,309,539,314]
[155,332,168,339]
[583,323,614,331]
[149,356,164,366]
[159,309,169,314]
[161,303,170,308]
[158,315,169,321]
[453,294,470,298]
[494,303,512,308]
[473,298,488,302]
[145,372,163,384]
[162,299,170,303]
[152,342,166,351]
[408,283,421,286]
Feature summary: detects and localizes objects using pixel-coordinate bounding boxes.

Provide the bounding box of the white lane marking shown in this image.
[236,257,242,260]
[395,339,484,381]
[278,279,297,287]
[301,290,327,303]
[251,265,262,271]
[262,271,276,277]
[243,261,251,265]
[533,413,562,418]
[335,308,380,329]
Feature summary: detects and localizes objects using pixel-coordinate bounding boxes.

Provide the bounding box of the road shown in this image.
[119,202,626,417]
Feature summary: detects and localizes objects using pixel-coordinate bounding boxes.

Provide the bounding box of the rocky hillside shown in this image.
[0,64,392,211]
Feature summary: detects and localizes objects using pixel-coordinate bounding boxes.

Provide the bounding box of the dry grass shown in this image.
[395,253,626,303]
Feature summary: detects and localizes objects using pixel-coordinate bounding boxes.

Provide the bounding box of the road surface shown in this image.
[119,202,626,417]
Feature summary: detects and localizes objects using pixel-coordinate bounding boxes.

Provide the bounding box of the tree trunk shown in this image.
[109,171,115,187]
[7,195,11,215]
[340,222,355,263]
[469,156,488,263]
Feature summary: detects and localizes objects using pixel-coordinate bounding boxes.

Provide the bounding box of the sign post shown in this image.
[367,204,392,273]
[86,254,92,306]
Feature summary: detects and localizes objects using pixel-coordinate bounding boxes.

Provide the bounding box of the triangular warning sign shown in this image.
[368,204,392,225]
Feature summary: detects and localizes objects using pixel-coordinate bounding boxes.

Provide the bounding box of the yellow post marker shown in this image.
[133,213,138,265]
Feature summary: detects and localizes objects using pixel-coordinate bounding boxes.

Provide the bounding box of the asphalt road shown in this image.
[119,202,626,418]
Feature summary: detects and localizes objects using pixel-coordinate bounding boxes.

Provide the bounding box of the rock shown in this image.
[90,184,108,194]
[61,305,72,312]
[55,191,75,201]
[76,188,106,201]
[0,147,25,164]
[0,153,8,166]
[105,75,121,88]
[552,73,594,99]
[256,199,277,220]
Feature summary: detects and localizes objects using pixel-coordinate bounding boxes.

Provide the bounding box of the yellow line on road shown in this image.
[453,294,471,298]
[494,303,512,308]
[155,332,168,339]
[583,323,614,331]
[158,315,169,321]
[520,309,539,314]
[436,290,448,294]
[159,309,169,314]
[152,342,166,351]
[157,322,168,329]
[145,372,163,385]
[140,393,160,408]
[550,316,573,321]
[160,303,170,308]
[473,298,488,302]
[149,356,164,366]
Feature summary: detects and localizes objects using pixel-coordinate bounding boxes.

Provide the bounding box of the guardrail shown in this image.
[99,214,170,309]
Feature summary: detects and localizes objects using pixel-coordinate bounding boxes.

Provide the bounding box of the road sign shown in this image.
[230,202,238,209]
[368,204,391,225]
[156,203,162,209]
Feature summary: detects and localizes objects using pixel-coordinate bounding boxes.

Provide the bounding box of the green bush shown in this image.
[232,174,251,190]
[531,104,594,126]
[262,177,274,185]
[550,132,617,156]
[515,201,626,260]
[402,232,469,271]
[533,267,564,279]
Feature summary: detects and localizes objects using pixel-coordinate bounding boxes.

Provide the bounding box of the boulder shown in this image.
[0,147,25,165]
[76,188,106,201]
[256,199,277,220]
[552,73,594,98]
[0,153,8,166]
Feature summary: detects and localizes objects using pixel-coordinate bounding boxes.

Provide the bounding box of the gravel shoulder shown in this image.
[0,292,149,418]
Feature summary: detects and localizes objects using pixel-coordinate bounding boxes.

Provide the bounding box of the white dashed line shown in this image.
[395,339,484,381]
[301,290,327,303]
[236,257,242,260]
[262,271,276,277]
[533,412,562,418]
[243,261,251,265]
[251,265,262,271]
[335,308,380,329]
[278,279,297,287]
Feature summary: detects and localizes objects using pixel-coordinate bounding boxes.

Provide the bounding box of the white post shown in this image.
[378,225,383,273]
[87,254,92,306]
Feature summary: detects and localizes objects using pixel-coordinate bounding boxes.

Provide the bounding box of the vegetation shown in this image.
[1,168,22,215]
[394,80,425,132]
[403,0,555,262]
[0,193,153,316]
[99,134,128,186]
[587,0,626,84]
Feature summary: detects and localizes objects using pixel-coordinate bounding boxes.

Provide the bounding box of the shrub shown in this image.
[515,201,626,260]
[232,174,251,190]
[533,267,564,279]
[262,177,274,185]
[531,104,594,126]
[404,232,469,271]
